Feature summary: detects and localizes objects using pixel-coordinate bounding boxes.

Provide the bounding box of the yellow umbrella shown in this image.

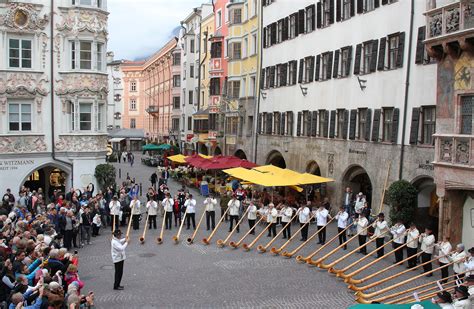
[198,154,213,159]
[167,154,187,164]
[223,167,296,187]
[254,165,333,185]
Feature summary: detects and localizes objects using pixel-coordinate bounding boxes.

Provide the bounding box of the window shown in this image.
[230,8,242,24]
[130,118,136,129]
[79,103,92,130]
[249,76,256,97]
[388,35,400,70]
[288,61,297,85]
[217,10,222,28]
[342,0,352,20]
[276,65,282,87]
[190,39,195,53]
[277,20,283,43]
[302,111,311,136]
[173,97,180,109]
[9,39,32,68]
[319,110,327,137]
[287,111,294,136]
[247,116,254,136]
[187,116,192,131]
[211,42,222,58]
[172,118,180,131]
[421,106,436,144]
[226,117,239,135]
[337,109,346,138]
[190,64,194,78]
[358,108,367,140]
[362,41,374,74]
[72,0,101,7]
[209,114,218,131]
[383,108,394,142]
[96,43,103,71]
[173,75,181,87]
[230,42,241,60]
[306,6,314,33]
[241,77,247,97]
[188,90,194,105]
[243,37,248,58]
[129,99,136,111]
[130,81,137,92]
[79,41,92,69]
[251,33,257,55]
[461,96,473,135]
[304,57,314,83]
[172,53,181,65]
[228,81,240,99]
[341,47,351,77]
[98,103,104,131]
[289,14,297,39]
[323,0,331,27]
[210,78,220,96]
[273,112,281,135]
[364,0,375,12]
[9,103,31,131]
[321,53,332,81]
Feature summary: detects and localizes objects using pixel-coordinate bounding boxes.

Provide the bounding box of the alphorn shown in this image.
[257,213,298,253]
[229,216,264,248]
[139,212,150,244]
[172,208,188,244]
[125,201,136,238]
[411,285,457,304]
[112,215,116,233]
[186,210,206,244]
[354,260,456,301]
[296,222,354,263]
[388,276,461,304]
[348,254,444,291]
[342,236,421,282]
[242,220,273,251]
[217,207,250,248]
[281,217,335,258]
[156,211,167,244]
[307,223,371,266]
[202,207,230,245]
[270,213,316,255]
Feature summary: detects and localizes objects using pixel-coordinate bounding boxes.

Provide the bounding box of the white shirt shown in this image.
[436,241,452,264]
[354,197,366,214]
[281,207,293,223]
[184,199,196,213]
[111,237,128,263]
[146,200,158,216]
[204,198,217,212]
[228,199,240,216]
[452,298,471,309]
[247,205,257,220]
[316,208,329,226]
[298,207,310,224]
[335,211,348,229]
[162,198,174,212]
[373,220,389,238]
[464,256,474,276]
[406,228,419,249]
[390,223,406,244]
[109,201,121,216]
[450,251,467,274]
[356,217,368,236]
[420,234,436,254]
[266,208,278,223]
[130,199,141,215]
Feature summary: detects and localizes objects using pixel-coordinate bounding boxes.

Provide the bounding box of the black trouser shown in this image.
[317,225,326,244]
[282,221,291,238]
[64,229,73,250]
[393,242,404,263]
[165,211,173,229]
[338,227,347,249]
[248,219,256,234]
[114,260,124,288]
[174,212,181,227]
[221,208,229,221]
[186,213,196,229]
[375,237,385,258]
[358,235,367,254]
[300,223,308,240]
[229,215,239,232]
[111,215,120,231]
[407,247,418,268]
[132,214,140,230]
[148,215,157,229]
[267,222,276,237]
[92,224,100,236]
[121,213,128,226]
[439,262,449,283]
[421,252,432,273]
[206,211,215,230]
[72,229,78,247]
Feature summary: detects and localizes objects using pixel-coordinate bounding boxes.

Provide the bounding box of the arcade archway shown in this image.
[214,146,222,156]
[265,150,286,168]
[22,165,69,201]
[234,149,247,160]
[342,165,373,206]
[198,143,209,155]
[412,176,438,233]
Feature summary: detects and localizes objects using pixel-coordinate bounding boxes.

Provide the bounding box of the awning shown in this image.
[254,165,334,185]
[129,138,143,141]
[109,138,125,143]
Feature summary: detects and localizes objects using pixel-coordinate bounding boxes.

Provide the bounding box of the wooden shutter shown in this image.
[374,0,380,8]
[415,27,426,64]
[311,111,318,137]
[282,17,289,41]
[350,0,355,16]
[263,27,267,48]
[270,66,276,88]
[365,109,372,141]
[327,52,334,80]
[293,13,299,36]
[306,112,312,137]
[396,32,406,68]
[346,46,353,76]
[307,4,315,31]
[349,109,357,140]
[370,39,378,73]
[260,70,265,89]
[342,110,349,139]
[333,50,340,78]
[257,113,262,133]
[324,110,329,137]
[297,112,302,136]
[329,0,335,24]
[308,56,315,83]
[336,0,342,22]
[298,9,305,35]
[329,111,336,138]
[391,108,400,144]
[354,44,362,75]
[317,2,322,29]
[281,63,288,86]
[409,108,420,144]
[377,37,386,71]
[281,112,286,135]
[371,109,381,142]
[315,55,321,81]
[288,111,294,135]
[270,23,277,45]
[298,59,304,83]
[292,60,297,84]
[357,0,363,13]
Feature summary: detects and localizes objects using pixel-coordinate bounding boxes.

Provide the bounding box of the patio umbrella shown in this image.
[200,156,258,170]
[185,154,212,167]
[156,143,172,150]
[142,144,161,151]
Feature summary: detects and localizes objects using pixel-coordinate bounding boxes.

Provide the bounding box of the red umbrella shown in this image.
[200,156,258,170]
[184,154,211,168]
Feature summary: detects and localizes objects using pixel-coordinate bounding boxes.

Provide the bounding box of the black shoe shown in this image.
[186,227,190,230]
[282,236,286,239]
[316,242,322,244]
[114,286,124,290]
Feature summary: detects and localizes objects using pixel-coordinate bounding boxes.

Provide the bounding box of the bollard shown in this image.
[139,183,142,196]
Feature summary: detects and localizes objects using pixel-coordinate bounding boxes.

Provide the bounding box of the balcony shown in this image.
[434,134,474,168]
[146,105,159,114]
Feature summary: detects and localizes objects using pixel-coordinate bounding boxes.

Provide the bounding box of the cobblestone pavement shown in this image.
[78,154,437,308]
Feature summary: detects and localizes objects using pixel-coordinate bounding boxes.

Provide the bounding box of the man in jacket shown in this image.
[111,229,129,290]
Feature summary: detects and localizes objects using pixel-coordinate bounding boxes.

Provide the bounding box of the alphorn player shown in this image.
[372,213,389,258]
[130,195,141,231]
[356,212,369,254]
[280,202,293,239]
[435,235,452,283]
[465,247,474,276]
[185,194,196,230]
[406,222,420,269]
[450,243,467,279]
[335,206,349,250]
[162,192,174,230]
[204,194,217,231]
[266,203,278,238]
[315,203,331,245]
[146,196,158,230]
[298,201,311,241]
[419,226,436,277]
[390,219,406,263]
[247,200,258,235]
[228,194,241,233]
[453,286,471,308]
[109,196,121,231]
[111,229,129,290]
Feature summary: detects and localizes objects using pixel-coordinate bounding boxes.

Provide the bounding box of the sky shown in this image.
[108,0,209,61]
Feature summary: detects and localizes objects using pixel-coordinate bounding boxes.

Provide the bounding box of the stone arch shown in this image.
[305,160,321,176]
[213,146,222,156]
[234,149,247,160]
[341,164,373,206]
[21,162,71,199]
[411,175,438,233]
[265,150,286,168]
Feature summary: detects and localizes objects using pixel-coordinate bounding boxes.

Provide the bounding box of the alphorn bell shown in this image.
[271,213,316,255]
[202,207,230,245]
[281,217,335,258]
[186,209,206,244]
[257,213,298,253]
[139,212,150,244]
[242,220,273,251]
[217,207,250,248]
[354,260,456,301]
[296,222,354,263]
[172,207,188,244]
[229,216,264,248]
[156,211,167,244]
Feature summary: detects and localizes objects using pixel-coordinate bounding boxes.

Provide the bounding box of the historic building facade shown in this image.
[259,0,437,228]
[106,51,124,130]
[0,0,108,195]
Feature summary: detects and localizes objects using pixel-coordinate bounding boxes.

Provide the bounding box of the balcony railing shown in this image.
[146,105,159,113]
[425,1,474,41]
[434,134,474,167]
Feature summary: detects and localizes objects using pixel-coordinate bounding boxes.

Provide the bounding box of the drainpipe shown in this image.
[399,0,415,180]
[50,0,74,187]
[196,8,203,112]
[253,0,263,163]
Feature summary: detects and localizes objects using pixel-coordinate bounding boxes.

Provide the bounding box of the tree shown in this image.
[387,180,418,225]
[94,164,116,191]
